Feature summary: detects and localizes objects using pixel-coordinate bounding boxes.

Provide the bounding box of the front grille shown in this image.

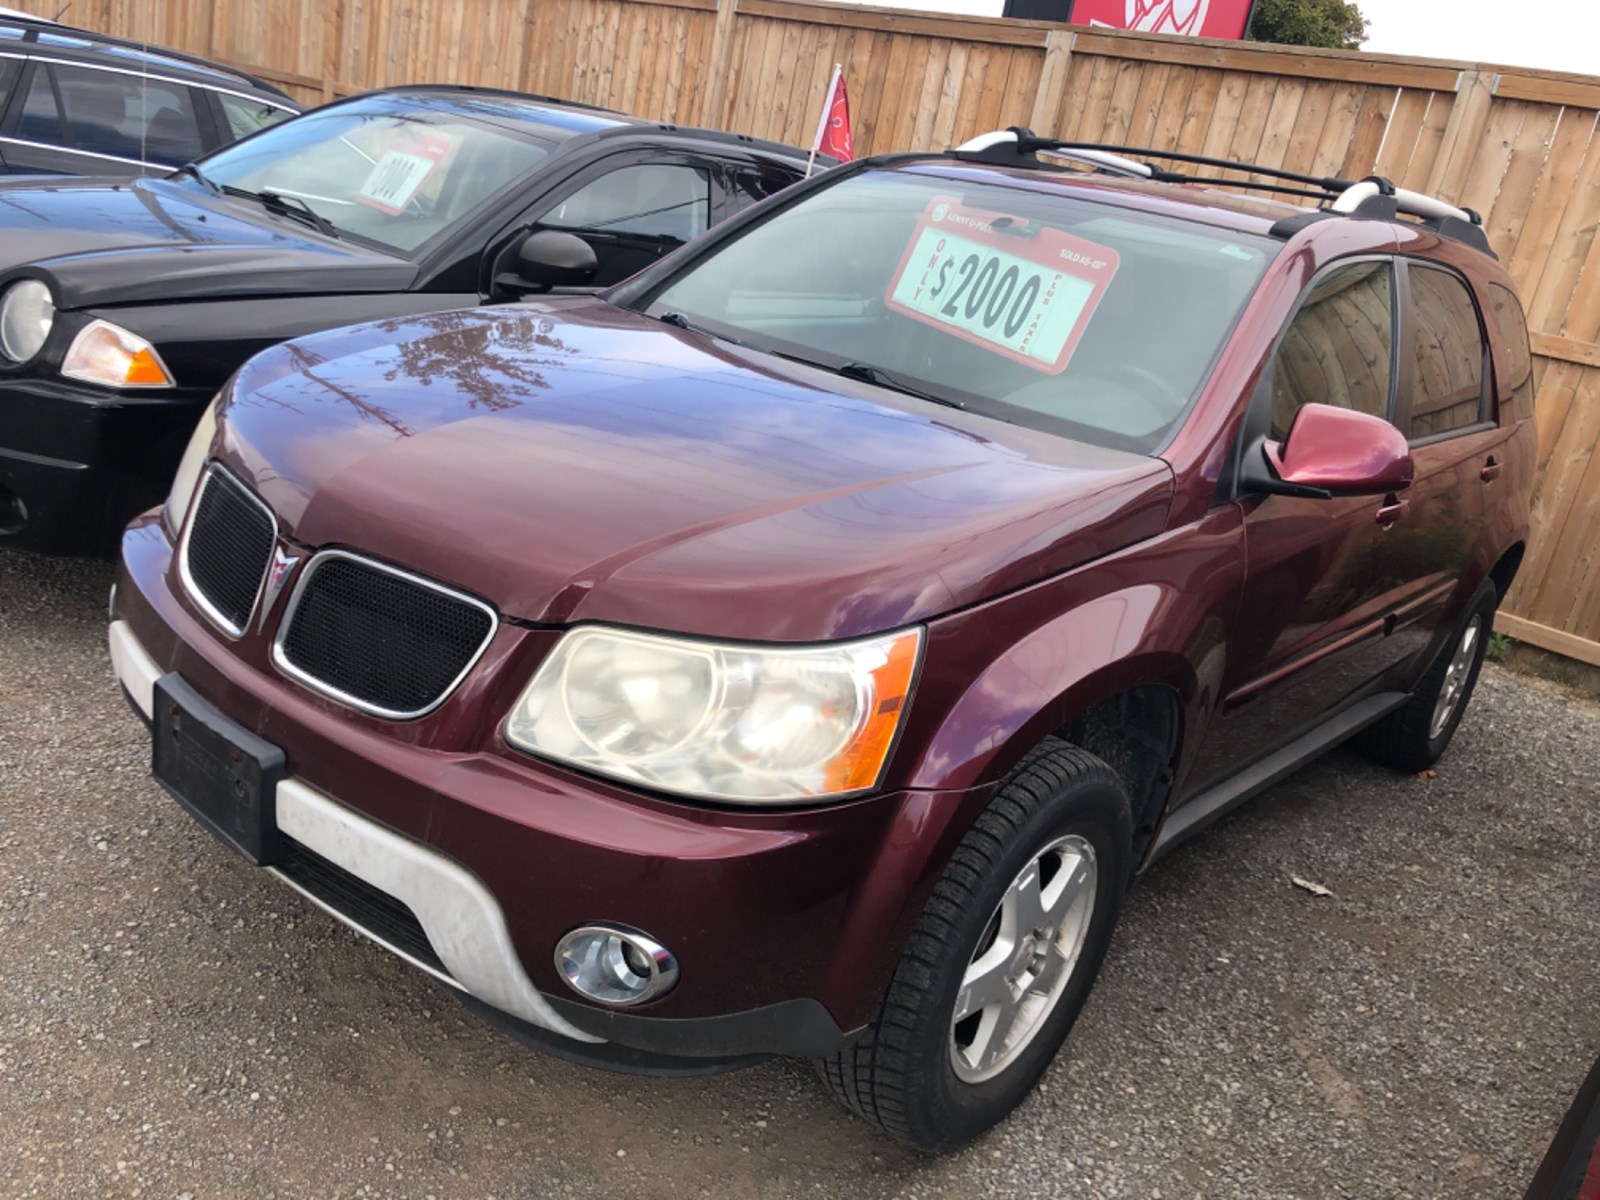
[181,467,276,635]
[276,838,450,979]
[275,552,496,718]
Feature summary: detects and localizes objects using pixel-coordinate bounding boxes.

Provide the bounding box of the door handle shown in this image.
[1375,495,1408,528]
[1481,456,1501,483]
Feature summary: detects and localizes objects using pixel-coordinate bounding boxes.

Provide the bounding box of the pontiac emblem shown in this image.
[258,547,302,630]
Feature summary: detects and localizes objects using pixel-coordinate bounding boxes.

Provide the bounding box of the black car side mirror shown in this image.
[493,230,599,297]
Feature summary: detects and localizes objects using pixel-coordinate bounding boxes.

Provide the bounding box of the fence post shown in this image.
[1029,29,1076,135]
[1425,68,1498,202]
[320,0,345,101]
[702,0,740,129]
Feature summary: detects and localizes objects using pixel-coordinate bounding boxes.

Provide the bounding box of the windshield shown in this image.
[639,169,1276,453]
[195,97,550,253]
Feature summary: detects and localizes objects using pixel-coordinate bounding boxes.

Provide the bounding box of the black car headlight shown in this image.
[0,279,54,363]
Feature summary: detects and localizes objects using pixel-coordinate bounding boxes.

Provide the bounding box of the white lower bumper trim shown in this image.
[109,619,161,719]
[275,780,599,1043]
[108,618,598,1044]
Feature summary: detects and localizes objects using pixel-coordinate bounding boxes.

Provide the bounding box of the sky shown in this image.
[1359,0,1600,76]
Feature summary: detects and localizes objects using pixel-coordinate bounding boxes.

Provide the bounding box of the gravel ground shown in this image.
[2,548,1597,1200]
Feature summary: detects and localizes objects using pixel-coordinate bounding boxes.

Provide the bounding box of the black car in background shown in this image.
[0,14,299,175]
[0,85,822,551]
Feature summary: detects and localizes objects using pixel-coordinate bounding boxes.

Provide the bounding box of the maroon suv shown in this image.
[109,130,1536,1150]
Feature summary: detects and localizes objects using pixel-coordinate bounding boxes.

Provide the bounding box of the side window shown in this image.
[216,91,294,142]
[1271,260,1395,441]
[15,64,64,144]
[0,57,16,102]
[50,63,204,166]
[541,163,710,245]
[1489,283,1535,424]
[1407,266,1487,439]
[728,163,802,212]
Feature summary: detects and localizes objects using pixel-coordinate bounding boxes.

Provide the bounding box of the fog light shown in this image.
[555,925,678,1006]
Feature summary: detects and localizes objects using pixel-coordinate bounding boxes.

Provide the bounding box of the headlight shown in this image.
[163,399,219,535]
[505,625,922,804]
[62,319,174,387]
[0,279,54,362]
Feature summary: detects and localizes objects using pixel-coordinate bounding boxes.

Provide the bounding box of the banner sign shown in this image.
[1068,0,1256,40]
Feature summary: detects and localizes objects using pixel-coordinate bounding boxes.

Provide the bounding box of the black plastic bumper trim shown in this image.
[544,991,858,1060]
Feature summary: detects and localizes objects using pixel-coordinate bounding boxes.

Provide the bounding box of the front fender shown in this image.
[893,507,1247,795]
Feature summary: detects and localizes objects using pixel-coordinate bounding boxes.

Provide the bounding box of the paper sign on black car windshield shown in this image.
[885,197,1120,374]
[357,134,454,215]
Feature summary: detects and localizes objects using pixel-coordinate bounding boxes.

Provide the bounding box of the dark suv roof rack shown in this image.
[952,128,1494,258]
[0,13,293,100]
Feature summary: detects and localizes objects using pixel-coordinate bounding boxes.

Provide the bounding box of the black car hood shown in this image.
[0,176,416,307]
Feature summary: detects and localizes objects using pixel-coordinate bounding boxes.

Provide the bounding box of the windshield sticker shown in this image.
[885,196,1120,374]
[356,134,454,215]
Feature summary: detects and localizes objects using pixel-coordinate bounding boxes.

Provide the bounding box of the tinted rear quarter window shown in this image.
[1408,265,1487,439]
[1488,283,1535,423]
[1271,260,1395,441]
[217,91,293,141]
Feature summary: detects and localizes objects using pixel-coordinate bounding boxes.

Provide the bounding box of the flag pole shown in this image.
[806,63,842,178]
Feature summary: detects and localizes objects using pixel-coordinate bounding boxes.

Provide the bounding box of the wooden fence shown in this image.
[19,0,1600,664]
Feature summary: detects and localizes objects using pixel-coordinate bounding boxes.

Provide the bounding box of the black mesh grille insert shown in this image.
[184,469,275,633]
[279,555,494,716]
[277,838,449,978]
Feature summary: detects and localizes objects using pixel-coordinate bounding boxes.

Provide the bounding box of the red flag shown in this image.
[810,64,854,165]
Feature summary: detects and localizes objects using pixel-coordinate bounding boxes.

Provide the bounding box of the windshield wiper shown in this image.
[771,352,965,410]
[652,310,752,347]
[219,183,340,240]
[170,161,219,193]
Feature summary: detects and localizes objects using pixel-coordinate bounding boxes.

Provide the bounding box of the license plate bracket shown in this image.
[152,674,286,866]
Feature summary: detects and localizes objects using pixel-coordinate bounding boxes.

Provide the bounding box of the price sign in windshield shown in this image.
[356,134,454,215]
[886,197,1120,374]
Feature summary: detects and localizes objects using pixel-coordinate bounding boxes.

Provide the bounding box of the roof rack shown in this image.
[953,128,1494,257]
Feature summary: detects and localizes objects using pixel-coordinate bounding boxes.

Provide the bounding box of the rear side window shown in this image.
[0,56,15,101]
[217,91,293,141]
[1489,283,1535,423]
[49,63,204,166]
[1407,266,1487,439]
[1271,260,1395,441]
[729,163,801,212]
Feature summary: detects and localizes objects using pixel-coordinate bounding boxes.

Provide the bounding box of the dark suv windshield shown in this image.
[195,97,550,253]
[640,167,1276,453]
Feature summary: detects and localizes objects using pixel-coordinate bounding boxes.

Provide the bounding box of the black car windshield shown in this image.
[640,168,1276,453]
[194,97,550,253]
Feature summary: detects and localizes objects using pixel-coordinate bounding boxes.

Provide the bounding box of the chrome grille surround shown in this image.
[271,549,498,720]
[176,463,278,638]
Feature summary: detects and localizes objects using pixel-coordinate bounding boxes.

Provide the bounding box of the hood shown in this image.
[219,299,1175,642]
[0,177,414,306]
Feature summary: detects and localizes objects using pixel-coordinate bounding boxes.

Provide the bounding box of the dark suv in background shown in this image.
[109,131,1535,1149]
[0,14,298,174]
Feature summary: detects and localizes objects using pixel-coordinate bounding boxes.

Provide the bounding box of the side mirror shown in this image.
[1242,403,1414,500]
[493,230,599,297]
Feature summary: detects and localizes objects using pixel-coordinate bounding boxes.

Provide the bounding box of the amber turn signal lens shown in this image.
[61,319,175,388]
[822,629,921,794]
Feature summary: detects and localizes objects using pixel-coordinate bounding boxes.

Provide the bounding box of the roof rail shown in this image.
[1,13,294,100]
[952,128,1494,257]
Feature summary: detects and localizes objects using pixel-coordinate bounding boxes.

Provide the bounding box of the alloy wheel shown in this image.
[949,834,1098,1084]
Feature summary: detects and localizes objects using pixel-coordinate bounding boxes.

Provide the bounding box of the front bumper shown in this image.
[0,377,203,552]
[111,519,990,1065]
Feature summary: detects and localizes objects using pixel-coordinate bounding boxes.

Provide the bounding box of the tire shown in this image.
[1356,579,1497,772]
[818,738,1132,1151]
